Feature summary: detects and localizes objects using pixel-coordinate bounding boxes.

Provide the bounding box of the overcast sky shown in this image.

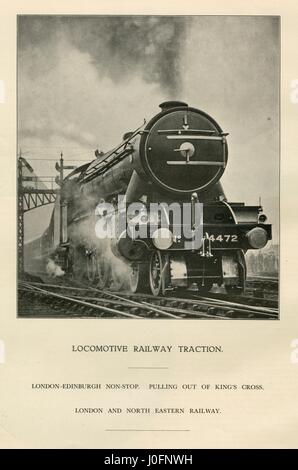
[18,16,279,242]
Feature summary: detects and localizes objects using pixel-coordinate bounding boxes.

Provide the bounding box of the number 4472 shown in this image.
[207,234,238,243]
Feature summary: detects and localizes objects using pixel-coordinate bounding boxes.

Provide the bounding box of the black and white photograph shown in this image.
[17,15,280,320]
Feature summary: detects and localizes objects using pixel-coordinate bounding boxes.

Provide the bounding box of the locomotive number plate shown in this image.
[206,234,238,243]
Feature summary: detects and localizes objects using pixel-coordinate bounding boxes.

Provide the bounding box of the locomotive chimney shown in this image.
[159,101,188,110]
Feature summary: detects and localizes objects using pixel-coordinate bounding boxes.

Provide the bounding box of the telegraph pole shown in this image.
[55,152,75,245]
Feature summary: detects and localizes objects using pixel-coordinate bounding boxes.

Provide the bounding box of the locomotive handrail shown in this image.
[80,147,134,184]
[166,161,225,166]
[79,120,146,184]
[167,135,225,141]
[158,129,216,135]
[158,130,229,136]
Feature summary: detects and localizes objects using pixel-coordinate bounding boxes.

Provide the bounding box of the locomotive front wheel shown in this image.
[129,262,150,293]
[149,250,166,296]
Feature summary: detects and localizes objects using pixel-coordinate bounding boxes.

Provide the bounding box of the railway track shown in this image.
[18,278,279,320]
[246,275,278,292]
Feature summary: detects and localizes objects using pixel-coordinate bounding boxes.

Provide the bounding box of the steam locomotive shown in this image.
[25,101,271,296]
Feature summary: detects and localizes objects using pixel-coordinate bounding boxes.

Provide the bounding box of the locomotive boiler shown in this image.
[26,101,272,296]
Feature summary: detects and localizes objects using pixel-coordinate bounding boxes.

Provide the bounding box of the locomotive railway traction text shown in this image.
[71,345,222,353]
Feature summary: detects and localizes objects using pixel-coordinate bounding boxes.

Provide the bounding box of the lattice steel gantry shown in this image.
[18,153,76,274]
[17,155,58,273]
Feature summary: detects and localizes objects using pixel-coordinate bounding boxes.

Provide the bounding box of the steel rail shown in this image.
[19,282,141,319]
[19,282,182,319]
[19,279,278,319]
[73,282,182,319]
[194,294,278,315]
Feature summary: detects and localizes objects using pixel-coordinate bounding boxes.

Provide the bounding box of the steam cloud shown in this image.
[46,259,65,278]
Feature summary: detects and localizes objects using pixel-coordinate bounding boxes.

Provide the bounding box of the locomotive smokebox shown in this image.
[79,101,229,202]
[133,102,229,195]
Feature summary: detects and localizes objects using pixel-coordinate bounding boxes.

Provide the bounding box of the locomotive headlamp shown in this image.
[258,214,267,223]
[152,228,173,250]
[246,227,268,249]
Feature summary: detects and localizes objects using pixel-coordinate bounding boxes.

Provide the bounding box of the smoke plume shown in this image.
[18,16,189,152]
